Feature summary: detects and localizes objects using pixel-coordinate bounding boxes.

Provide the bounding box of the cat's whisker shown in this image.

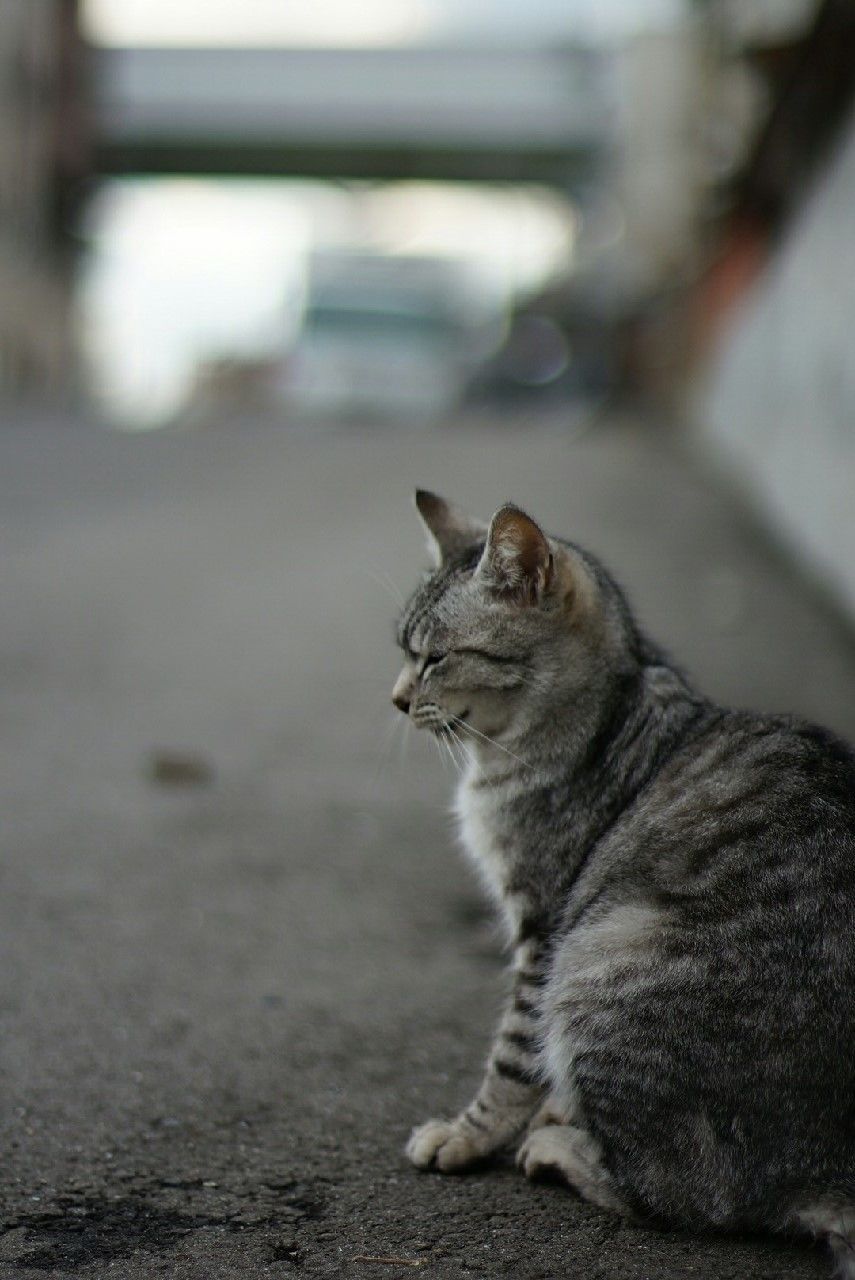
[364,567,405,608]
[371,712,406,785]
[448,724,496,790]
[439,733,457,774]
[397,716,412,768]
[449,715,530,769]
[440,732,463,777]
[430,729,452,775]
[378,711,399,758]
[443,736,462,775]
[389,711,412,772]
[445,725,471,776]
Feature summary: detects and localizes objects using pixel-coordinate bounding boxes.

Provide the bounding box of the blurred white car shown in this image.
[285,254,482,423]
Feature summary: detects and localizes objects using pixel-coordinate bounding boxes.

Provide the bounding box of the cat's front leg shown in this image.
[406,946,546,1172]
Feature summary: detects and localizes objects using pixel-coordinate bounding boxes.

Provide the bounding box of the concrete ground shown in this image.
[2,407,855,1280]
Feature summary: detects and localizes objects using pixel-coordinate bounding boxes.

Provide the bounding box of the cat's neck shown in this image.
[470,654,697,772]
[464,656,707,838]
[455,657,709,938]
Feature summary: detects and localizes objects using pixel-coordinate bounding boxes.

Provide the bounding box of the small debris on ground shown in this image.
[351,1255,426,1268]
[146,750,215,788]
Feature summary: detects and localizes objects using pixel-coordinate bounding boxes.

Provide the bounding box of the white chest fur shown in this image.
[454,771,520,936]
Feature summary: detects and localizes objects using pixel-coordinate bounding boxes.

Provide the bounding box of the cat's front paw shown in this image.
[406,1117,488,1172]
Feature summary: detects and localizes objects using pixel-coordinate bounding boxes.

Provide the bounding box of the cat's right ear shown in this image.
[414,490,485,567]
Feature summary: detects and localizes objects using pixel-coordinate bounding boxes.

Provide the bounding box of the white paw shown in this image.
[516,1127,571,1182]
[406,1117,486,1172]
[517,1126,629,1215]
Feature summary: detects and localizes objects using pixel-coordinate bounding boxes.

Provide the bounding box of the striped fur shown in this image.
[396,494,855,1277]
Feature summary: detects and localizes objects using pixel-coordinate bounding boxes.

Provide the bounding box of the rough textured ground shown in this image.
[2,407,855,1280]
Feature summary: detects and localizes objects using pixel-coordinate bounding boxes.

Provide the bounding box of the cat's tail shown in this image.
[829,1233,855,1280]
[788,1196,855,1278]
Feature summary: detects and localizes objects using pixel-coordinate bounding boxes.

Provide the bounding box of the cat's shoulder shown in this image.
[661,699,855,775]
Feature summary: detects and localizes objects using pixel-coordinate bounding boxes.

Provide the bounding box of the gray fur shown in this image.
[394,492,855,1277]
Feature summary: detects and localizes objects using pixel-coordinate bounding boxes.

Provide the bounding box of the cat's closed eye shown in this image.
[421,653,447,675]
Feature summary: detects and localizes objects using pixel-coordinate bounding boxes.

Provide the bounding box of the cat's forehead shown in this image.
[397,564,476,652]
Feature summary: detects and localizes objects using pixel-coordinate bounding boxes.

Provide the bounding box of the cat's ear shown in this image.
[414,489,485,567]
[476,503,553,604]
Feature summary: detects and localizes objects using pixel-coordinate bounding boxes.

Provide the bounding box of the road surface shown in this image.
[2,407,854,1279]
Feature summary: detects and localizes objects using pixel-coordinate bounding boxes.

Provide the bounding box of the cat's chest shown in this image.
[455,776,525,922]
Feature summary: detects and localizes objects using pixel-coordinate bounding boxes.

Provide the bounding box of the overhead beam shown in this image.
[93,46,608,186]
[94,138,598,186]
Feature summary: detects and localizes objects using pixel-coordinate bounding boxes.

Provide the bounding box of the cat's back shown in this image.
[637,707,855,901]
[568,705,855,918]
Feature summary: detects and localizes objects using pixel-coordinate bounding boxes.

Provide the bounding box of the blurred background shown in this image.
[2,0,855,615]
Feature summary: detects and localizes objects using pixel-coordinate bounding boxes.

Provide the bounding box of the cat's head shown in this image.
[392,491,637,749]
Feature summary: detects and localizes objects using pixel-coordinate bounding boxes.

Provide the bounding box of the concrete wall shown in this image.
[611,27,706,291]
[698,105,855,621]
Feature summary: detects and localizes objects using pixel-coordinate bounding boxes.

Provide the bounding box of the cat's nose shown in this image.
[392,669,413,715]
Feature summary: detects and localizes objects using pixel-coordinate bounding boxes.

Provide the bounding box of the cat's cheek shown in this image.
[464,694,513,741]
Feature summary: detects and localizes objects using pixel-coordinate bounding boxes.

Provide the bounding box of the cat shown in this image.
[391,489,855,1278]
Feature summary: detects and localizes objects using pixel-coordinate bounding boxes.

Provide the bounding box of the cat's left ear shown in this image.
[476,503,553,604]
[414,489,485,567]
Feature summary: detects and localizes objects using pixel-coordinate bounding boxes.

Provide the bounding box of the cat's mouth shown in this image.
[412,703,469,735]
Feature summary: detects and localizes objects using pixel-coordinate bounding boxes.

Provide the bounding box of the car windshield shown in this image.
[304,303,458,341]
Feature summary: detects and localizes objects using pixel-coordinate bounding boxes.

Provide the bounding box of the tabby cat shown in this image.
[391,490,855,1277]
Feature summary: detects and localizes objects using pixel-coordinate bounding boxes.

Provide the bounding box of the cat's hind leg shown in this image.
[788,1198,855,1279]
[516,1123,631,1217]
[525,1084,586,1134]
[526,1096,573,1132]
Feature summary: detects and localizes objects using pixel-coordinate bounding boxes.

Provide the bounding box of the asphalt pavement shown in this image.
[2,406,855,1280]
